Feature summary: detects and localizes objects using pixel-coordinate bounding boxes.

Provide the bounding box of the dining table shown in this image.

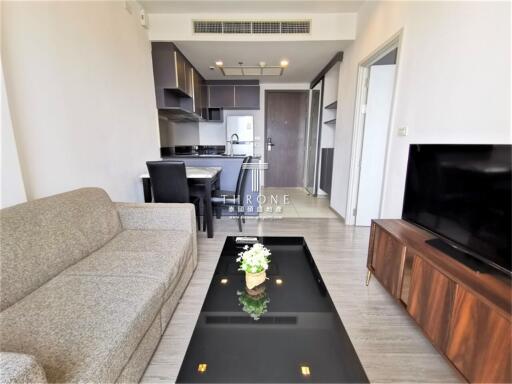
[140,166,222,238]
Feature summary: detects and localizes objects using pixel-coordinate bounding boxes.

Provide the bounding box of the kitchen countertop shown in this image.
[163,155,261,159]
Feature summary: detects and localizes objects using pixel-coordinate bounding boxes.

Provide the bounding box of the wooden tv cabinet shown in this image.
[367,219,511,383]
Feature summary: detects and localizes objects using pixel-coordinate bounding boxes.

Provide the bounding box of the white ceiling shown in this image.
[140,0,365,14]
[175,41,348,83]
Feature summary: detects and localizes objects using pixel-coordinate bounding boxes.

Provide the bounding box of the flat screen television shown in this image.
[402,144,511,276]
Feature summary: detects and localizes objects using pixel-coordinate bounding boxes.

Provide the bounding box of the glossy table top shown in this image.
[176,237,369,383]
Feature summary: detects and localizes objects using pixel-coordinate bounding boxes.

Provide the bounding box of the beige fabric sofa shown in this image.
[0,188,197,383]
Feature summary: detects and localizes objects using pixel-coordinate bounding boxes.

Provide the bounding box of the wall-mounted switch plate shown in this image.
[398,126,408,136]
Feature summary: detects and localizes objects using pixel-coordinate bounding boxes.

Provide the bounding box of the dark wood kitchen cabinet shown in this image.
[235,85,260,109]
[367,219,512,383]
[208,85,235,108]
[151,42,206,120]
[192,69,203,115]
[200,85,209,119]
[206,81,260,110]
[174,50,188,96]
[152,42,192,98]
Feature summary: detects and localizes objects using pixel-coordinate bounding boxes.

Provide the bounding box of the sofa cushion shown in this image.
[0,274,163,383]
[0,188,121,311]
[0,352,47,384]
[64,230,193,298]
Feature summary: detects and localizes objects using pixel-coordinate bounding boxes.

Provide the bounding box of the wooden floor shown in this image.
[141,218,463,383]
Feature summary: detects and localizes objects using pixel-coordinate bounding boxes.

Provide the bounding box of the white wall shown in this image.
[1,61,27,208]
[330,0,511,220]
[148,12,357,42]
[2,1,159,202]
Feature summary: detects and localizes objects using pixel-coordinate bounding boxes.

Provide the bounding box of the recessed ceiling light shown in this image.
[215,60,224,67]
[280,59,289,68]
[197,363,208,373]
[209,66,215,70]
[259,61,267,67]
[220,278,228,285]
[276,278,283,285]
[300,365,311,376]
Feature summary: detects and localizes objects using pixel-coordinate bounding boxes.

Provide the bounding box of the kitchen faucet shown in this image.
[228,133,239,156]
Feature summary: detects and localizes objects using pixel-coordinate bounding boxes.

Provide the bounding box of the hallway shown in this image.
[260,187,338,218]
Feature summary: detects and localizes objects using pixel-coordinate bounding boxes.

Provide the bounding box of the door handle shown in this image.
[267,137,275,152]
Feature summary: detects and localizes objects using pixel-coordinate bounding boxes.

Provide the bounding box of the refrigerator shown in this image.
[226,116,254,156]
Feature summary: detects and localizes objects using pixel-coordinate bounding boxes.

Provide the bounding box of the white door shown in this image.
[355,65,396,226]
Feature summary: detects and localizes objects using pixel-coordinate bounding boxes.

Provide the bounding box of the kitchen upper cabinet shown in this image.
[200,85,209,119]
[151,42,177,90]
[192,69,202,115]
[235,85,260,109]
[152,42,206,120]
[446,287,512,383]
[183,59,194,97]
[209,85,235,108]
[174,50,188,96]
[152,43,193,98]
[206,81,260,110]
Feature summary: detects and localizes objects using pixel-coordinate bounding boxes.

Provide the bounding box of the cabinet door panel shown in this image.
[200,85,209,119]
[192,69,202,114]
[235,86,260,109]
[407,256,455,350]
[184,61,193,97]
[446,287,512,383]
[174,51,187,94]
[371,227,405,297]
[209,85,235,108]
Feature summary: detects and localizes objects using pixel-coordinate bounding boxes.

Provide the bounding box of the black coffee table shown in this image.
[176,237,369,383]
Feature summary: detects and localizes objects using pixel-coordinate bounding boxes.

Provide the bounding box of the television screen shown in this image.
[402,144,511,275]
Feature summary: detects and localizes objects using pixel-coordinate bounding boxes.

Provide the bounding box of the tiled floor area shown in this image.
[260,187,338,218]
[142,217,463,383]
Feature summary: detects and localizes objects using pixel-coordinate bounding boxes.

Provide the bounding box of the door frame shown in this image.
[303,80,324,196]
[345,30,403,225]
[263,89,310,188]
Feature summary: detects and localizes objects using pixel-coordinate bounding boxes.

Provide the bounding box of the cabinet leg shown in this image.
[365,270,372,286]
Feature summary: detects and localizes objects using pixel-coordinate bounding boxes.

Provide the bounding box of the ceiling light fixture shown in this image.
[300,365,311,377]
[215,60,224,67]
[197,363,208,373]
[217,61,287,77]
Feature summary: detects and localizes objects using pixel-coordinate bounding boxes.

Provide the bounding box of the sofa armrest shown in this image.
[0,352,47,384]
[114,203,197,267]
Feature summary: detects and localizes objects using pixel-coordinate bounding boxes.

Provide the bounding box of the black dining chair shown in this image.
[146,161,201,230]
[211,156,252,232]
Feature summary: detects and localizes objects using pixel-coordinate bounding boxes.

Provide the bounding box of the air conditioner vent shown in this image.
[193,21,223,34]
[193,20,311,34]
[252,21,281,34]
[281,21,310,34]
[223,21,252,34]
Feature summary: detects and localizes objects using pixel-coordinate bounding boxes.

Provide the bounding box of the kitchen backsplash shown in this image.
[159,110,260,152]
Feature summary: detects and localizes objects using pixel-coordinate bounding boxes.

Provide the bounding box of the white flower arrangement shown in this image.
[236,243,271,274]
